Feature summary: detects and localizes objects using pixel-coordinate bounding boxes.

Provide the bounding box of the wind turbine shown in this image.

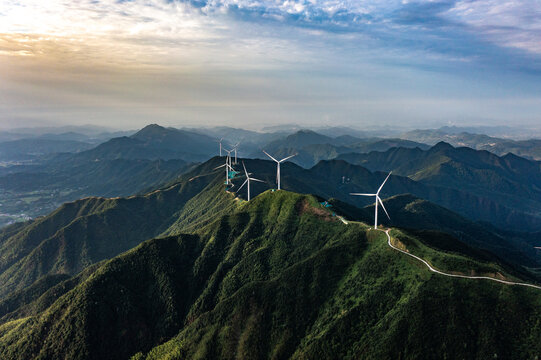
[350,172,392,229]
[215,161,234,185]
[217,138,224,156]
[262,150,296,190]
[215,149,236,185]
[233,142,240,164]
[237,161,264,201]
[224,148,234,168]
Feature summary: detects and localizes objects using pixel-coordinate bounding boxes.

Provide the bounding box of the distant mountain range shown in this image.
[0,127,136,163]
[79,124,217,161]
[0,138,94,161]
[401,128,541,160]
[2,124,541,234]
[0,158,539,359]
[250,129,429,167]
[0,125,222,224]
[0,124,217,225]
[337,142,541,230]
[182,126,288,150]
[430,125,541,139]
[0,127,135,145]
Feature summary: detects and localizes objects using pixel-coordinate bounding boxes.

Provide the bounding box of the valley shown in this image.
[0,188,67,228]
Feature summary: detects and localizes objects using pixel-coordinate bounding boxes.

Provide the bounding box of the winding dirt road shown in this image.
[380,229,541,290]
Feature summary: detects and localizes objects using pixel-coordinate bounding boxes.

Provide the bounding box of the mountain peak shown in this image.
[430,141,454,151]
[287,129,324,138]
[132,124,171,139]
[142,123,164,130]
[284,129,332,144]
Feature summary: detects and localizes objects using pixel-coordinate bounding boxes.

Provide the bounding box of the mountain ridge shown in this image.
[1,189,540,359]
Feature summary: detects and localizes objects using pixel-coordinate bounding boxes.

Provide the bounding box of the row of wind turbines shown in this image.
[215,140,392,229]
[215,140,297,200]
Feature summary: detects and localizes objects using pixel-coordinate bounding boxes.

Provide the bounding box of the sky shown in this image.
[0,0,540,130]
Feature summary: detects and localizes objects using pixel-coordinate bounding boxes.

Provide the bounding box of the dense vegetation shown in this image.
[0,162,236,298]
[214,157,540,268]
[337,142,541,231]
[0,190,540,359]
[0,155,540,359]
[1,157,538,300]
[356,194,540,276]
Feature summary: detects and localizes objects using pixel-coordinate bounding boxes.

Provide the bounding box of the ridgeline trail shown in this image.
[379,229,541,290]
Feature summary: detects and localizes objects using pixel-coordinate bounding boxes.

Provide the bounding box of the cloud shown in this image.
[448,0,541,54]
[0,0,539,71]
[0,0,540,130]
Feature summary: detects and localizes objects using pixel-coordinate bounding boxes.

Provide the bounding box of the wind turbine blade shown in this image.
[263,150,278,162]
[237,179,248,192]
[250,178,265,183]
[242,161,248,177]
[350,193,376,196]
[214,164,226,170]
[377,171,392,195]
[279,153,297,162]
[378,196,391,220]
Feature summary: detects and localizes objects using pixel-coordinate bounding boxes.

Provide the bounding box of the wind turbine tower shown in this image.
[237,162,264,200]
[263,151,296,190]
[350,172,392,229]
[224,148,234,167]
[233,142,240,164]
[215,148,236,186]
[217,138,224,157]
[215,161,233,185]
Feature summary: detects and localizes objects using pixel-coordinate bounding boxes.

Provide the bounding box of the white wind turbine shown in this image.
[217,138,224,156]
[224,148,234,167]
[350,172,392,229]
[233,142,240,164]
[215,161,234,185]
[237,161,264,201]
[215,149,236,185]
[262,150,296,190]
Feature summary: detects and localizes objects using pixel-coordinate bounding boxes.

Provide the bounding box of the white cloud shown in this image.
[0,0,540,130]
[448,0,541,54]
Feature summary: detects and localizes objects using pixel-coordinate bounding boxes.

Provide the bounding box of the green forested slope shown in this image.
[2,156,538,304]
[0,161,236,298]
[336,143,541,231]
[0,191,540,360]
